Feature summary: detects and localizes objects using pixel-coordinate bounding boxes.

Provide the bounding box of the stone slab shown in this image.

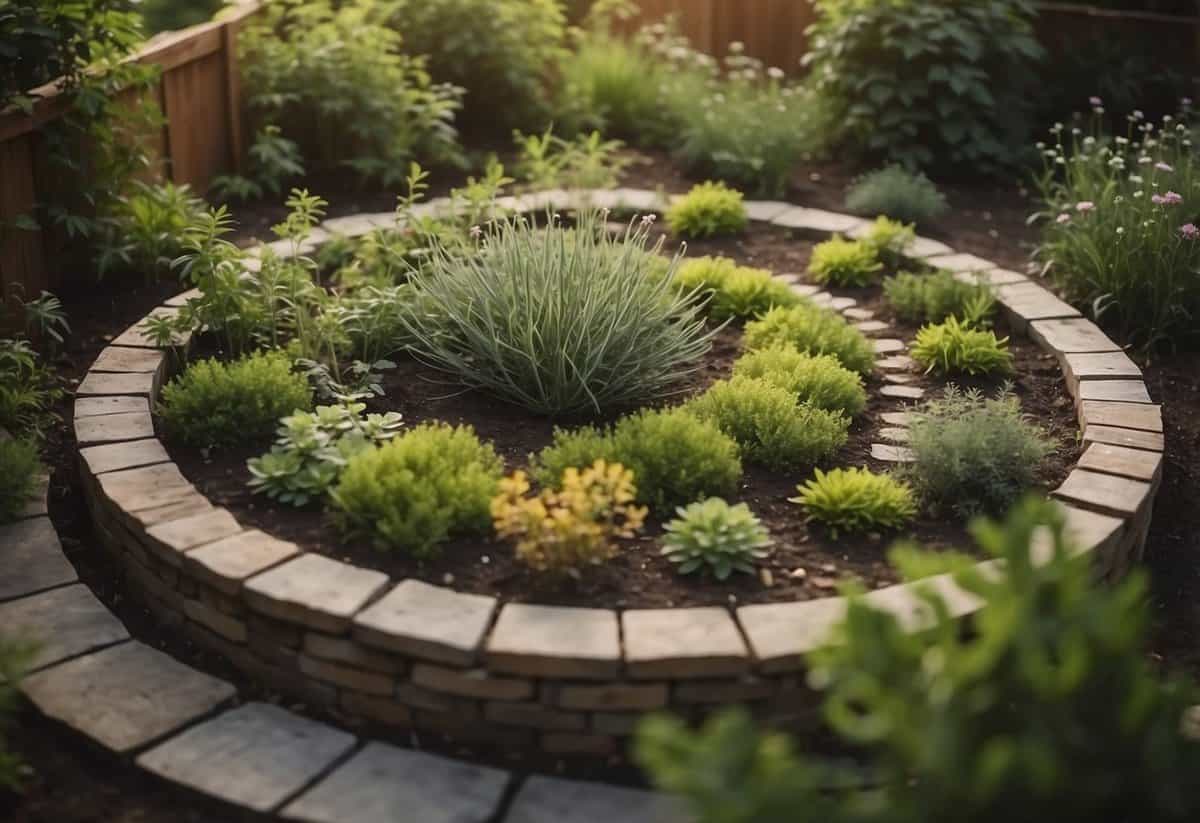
[1077,442,1163,484]
[111,307,186,348]
[504,776,690,823]
[283,742,510,823]
[79,438,170,477]
[830,296,857,312]
[880,411,913,427]
[880,385,925,400]
[1028,318,1120,354]
[742,200,793,222]
[16,472,49,519]
[75,411,155,445]
[354,580,496,666]
[23,641,234,753]
[770,207,864,235]
[737,597,849,672]
[163,288,202,308]
[923,252,996,273]
[1062,351,1141,389]
[1054,503,1126,561]
[91,346,165,374]
[185,530,300,595]
[871,443,915,462]
[1053,469,1152,519]
[884,373,913,384]
[1079,400,1162,433]
[907,235,954,258]
[873,338,906,355]
[245,554,389,633]
[1077,380,1152,405]
[143,508,245,565]
[790,283,821,297]
[137,703,356,814]
[76,370,157,397]
[1082,424,1164,453]
[622,608,749,679]
[0,516,77,601]
[995,281,1080,323]
[843,307,875,321]
[854,320,890,334]
[877,355,916,371]
[97,462,197,515]
[0,584,128,670]
[74,395,150,418]
[487,604,620,680]
[412,663,533,701]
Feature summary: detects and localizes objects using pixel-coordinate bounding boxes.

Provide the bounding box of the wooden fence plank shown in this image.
[0,135,47,305]
[162,51,231,190]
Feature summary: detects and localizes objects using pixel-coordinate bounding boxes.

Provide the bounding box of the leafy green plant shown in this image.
[687,377,849,471]
[158,352,313,449]
[96,181,208,280]
[791,467,916,537]
[808,236,883,288]
[744,304,876,375]
[136,0,224,34]
[844,165,949,225]
[675,257,800,322]
[860,216,915,269]
[666,181,749,239]
[661,498,773,580]
[532,407,742,512]
[804,0,1043,173]
[911,316,1012,376]
[733,346,866,417]
[513,127,631,191]
[0,436,40,524]
[247,403,404,507]
[209,125,305,203]
[0,337,60,439]
[884,269,995,326]
[901,386,1053,516]
[330,422,503,556]
[400,210,715,415]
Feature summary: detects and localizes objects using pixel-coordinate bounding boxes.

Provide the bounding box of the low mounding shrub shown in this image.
[902,386,1053,516]
[687,377,849,471]
[492,460,647,576]
[733,346,866,417]
[666,182,749,239]
[808,236,883,288]
[860,216,915,270]
[401,210,714,415]
[675,257,800,322]
[744,304,876,375]
[844,165,949,225]
[513,128,631,191]
[158,352,312,448]
[661,498,773,580]
[884,270,995,326]
[532,407,742,512]
[331,423,502,556]
[0,436,39,524]
[792,467,916,537]
[911,317,1012,376]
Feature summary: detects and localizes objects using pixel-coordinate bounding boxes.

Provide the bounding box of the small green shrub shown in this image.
[675,257,799,322]
[791,467,916,537]
[532,407,742,512]
[733,346,866,417]
[884,270,995,326]
[666,182,749,239]
[911,316,1012,376]
[661,498,773,580]
[808,236,883,288]
[860,216,915,269]
[744,304,876,375]
[97,181,208,281]
[844,165,949,225]
[687,377,849,471]
[158,352,313,448]
[0,436,39,524]
[513,128,631,191]
[330,422,502,556]
[902,386,1053,516]
[0,338,60,439]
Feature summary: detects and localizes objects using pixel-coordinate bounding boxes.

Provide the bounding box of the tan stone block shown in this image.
[76,370,157,396]
[185,530,299,595]
[303,633,405,675]
[299,654,394,696]
[354,580,496,666]
[411,663,532,701]
[1077,442,1163,485]
[1053,468,1152,519]
[244,553,388,633]
[1082,424,1164,453]
[184,598,247,643]
[1079,400,1162,433]
[142,508,244,565]
[74,395,150,418]
[622,608,749,679]
[487,604,620,680]
[79,438,170,476]
[737,597,848,673]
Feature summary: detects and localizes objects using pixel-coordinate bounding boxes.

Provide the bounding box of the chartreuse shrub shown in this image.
[661,498,773,580]
[492,460,647,576]
[844,165,949,225]
[675,257,800,322]
[159,352,313,448]
[687,377,849,471]
[902,387,1053,517]
[884,269,995,326]
[666,182,749,239]
[0,436,40,524]
[804,0,1043,173]
[400,209,714,415]
[331,423,502,556]
[637,498,1200,823]
[911,316,1012,376]
[744,304,876,376]
[860,216,915,269]
[733,346,866,417]
[791,467,916,537]
[808,236,883,288]
[532,408,741,512]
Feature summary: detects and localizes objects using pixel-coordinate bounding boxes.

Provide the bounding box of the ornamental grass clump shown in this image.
[911,316,1012,376]
[884,269,995,326]
[661,498,773,580]
[666,181,749,239]
[791,467,917,537]
[331,422,502,556]
[733,346,867,417]
[744,304,876,375]
[675,257,800,322]
[492,460,647,576]
[808,236,884,287]
[400,209,714,415]
[844,164,949,225]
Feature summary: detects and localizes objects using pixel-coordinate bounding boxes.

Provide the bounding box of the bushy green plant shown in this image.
[638,498,1200,823]
[844,165,949,225]
[94,181,208,281]
[791,467,916,537]
[0,338,59,439]
[532,408,742,512]
[687,377,849,471]
[158,352,313,448]
[247,403,404,507]
[513,127,631,191]
[661,498,773,580]
[733,346,866,417]
[209,125,306,203]
[804,0,1043,173]
[137,0,223,34]
[330,422,503,556]
[911,316,1012,376]
[884,269,995,326]
[0,436,40,524]
[902,386,1053,516]
[400,210,715,415]
[860,216,915,270]
[808,236,883,288]
[675,257,800,322]
[666,182,749,239]
[744,304,876,375]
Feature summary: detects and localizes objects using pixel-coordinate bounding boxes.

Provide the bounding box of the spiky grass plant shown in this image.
[791,467,917,537]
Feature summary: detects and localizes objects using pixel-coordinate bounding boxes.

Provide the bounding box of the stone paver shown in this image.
[790,283,821,297]
[0,584,128,670]
[871,443,915,463]
[854,320,890,334]
[908,235,954,258]
[924,252,996,273]
[874,338,906,355]
[737,598,848,672]
[1077,380,1152,405]
[1082,424,1164,453]
[504,776,690,823]
[1062,351,1141,389]
[245,553,389,633]
[880,411,913,427]
[0,516,77,601]
[1028,318,1120,354]
[995,282,1080,324]
[98,462,197,514]
[1053,469,1152,518]
[76,370,157,396]
[411,663,533,701]
[1077,442,1163,484]
[163,288,202,307]
[622,608,749,679]
[964,268,1029,286]
[487,604,620,680]
[74,395,150,418]
[878,427,910,443]
[185,530,299,594]
[1056,503,1126,560]
[877,355,916,371]
[770,207,863,235]
[91,346,165,374]
[137,703,356,814]
[1079,400,1162,433]
[742,200,793,222]
[23,641,234,753]
[354,580,496,666]
[611,188,665,212]
[830,296,857,312]
[143,508,244,565]
[111,307,185,348]
[880,384,925,400]
[322,212,394,237]
[283,742,510,823]
[75,411,155,445]
[843,307,874,321]
[125,493,213,529]
[884,373,913,384]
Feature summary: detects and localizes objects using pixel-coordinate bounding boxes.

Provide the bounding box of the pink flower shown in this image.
[1155,162,1174,172]
[1056,213,1071,224]
[1180,223,1199,240]
[1089,96,1103,107]
[469,225,482,239]
[1075,201,1095,213]
[1153,191,1183,206]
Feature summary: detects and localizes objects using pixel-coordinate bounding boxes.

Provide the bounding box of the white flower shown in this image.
[1116,136,1129,146]
[1116,227,1125,235]
[1129,175,1143,184]
[1133,190,1145,198]
[767,66,784,80]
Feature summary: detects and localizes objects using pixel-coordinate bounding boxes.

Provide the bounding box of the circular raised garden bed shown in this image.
[72,189,1166,757]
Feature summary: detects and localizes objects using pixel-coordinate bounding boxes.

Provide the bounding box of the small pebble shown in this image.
[789,567,808,579]
[442,572,455,585]
[759,568,774,587]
